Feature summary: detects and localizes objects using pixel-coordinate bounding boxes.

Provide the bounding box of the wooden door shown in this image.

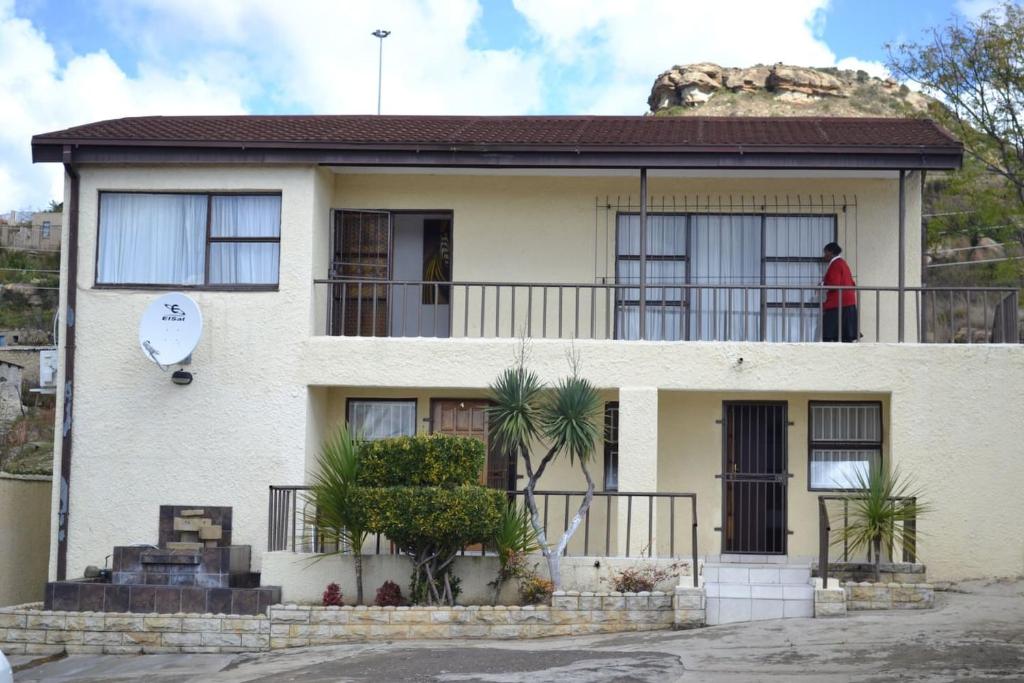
[721,402,788,554]
[431,399,512,490]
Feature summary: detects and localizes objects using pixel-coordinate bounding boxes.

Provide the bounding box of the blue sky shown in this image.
[0,0,1001,208]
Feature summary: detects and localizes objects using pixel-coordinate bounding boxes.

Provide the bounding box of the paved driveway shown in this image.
[13,579,1024,682]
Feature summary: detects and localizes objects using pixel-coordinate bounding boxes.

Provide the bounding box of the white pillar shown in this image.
[616,387,659,557]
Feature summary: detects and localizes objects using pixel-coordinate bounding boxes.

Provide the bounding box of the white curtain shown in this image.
[616,214,686,340]
[97,193,207,284]
[209,196,281,285]
[689,215,761,341]
[765,217,832,341]
[348,401,416,440]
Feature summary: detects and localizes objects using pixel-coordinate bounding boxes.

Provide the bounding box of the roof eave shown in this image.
[34,140,963,171]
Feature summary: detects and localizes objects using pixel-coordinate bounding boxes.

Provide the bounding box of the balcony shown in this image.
[314,278,1020,344]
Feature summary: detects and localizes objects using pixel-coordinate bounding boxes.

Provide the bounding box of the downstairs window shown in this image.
[808,402,882,491]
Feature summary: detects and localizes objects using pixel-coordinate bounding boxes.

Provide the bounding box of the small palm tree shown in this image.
[305,426,370,604]
[488,347,601,590]
[490,499,540,604]
[835,466,929,583]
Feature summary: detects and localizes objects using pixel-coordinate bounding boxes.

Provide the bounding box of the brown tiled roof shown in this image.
[33,114,959,150]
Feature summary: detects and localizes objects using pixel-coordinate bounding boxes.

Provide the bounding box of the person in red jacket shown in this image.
[821,242,858,342]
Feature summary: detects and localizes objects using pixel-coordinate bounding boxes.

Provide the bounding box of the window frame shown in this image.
[806,400,884,492]
[345,397,418,442]
[93,190,282,292]
[603,401,619,491]
[613,212,837,341]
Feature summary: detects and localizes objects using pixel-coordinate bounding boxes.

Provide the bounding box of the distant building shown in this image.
[0,211,61,251]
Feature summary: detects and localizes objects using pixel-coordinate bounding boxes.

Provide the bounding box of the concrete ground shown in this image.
[11,579,1024,682]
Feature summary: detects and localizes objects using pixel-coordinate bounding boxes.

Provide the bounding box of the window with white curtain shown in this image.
[808,402,882,490]
[614,213,835,341]
[347,400,417,441]
[96,192,281,287]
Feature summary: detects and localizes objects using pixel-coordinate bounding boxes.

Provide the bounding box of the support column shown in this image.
[638,168,648,340]
[616,387,659,557]
[898,169,906,342]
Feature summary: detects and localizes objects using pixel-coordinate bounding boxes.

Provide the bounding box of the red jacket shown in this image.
[823,257,857,310]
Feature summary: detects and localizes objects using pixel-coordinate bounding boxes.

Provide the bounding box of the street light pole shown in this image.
[372,29,391,115]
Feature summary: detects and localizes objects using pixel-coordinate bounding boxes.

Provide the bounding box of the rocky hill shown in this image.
[648,63,933,117]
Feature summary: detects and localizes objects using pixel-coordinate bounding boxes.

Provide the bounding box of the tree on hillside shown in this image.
[47,200,63,212]
[888,1,1024,275]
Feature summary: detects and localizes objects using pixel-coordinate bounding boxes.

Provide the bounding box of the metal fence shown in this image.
[269,485,699,584]
[315,278,1020,344]
[817,495,918,586]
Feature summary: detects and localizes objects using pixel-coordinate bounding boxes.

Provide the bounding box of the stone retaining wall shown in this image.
[0,589,704,655]
[0,603,268,655]
[844,582,934,610]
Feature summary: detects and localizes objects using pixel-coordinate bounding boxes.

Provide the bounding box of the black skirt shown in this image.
[822,306,858,342]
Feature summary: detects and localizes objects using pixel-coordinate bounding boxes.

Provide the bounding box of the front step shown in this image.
[702,561,814,625]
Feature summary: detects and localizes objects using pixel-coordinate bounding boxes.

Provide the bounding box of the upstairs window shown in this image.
[809,402,882,491]
[41,221,51,238]
[96,192,281,287]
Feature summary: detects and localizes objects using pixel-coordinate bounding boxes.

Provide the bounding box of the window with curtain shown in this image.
[603,402,619,491]
[96,192,281,287]
[347,400,417,441]
[809,402,882,490]
[615,214,687,340]
[614,212,835,341]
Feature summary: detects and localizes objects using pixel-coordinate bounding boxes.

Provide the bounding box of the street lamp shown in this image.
[372,29,391,115]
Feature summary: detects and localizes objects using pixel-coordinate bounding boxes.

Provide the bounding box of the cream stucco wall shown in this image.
[51,165,321,578]
[0,474,51,605]
[50,163,1021,589]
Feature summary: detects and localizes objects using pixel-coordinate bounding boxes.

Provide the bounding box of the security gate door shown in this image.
[721,402,789,554]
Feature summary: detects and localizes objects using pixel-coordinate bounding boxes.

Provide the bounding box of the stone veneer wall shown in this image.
[0,604,268,655]
[0,588,706,655]
[844,582,934,610]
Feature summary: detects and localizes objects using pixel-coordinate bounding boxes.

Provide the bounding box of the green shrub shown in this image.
[358,434,485,487]
[362,485,504,550]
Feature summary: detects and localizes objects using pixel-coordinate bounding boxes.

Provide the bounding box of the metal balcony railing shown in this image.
[269,485,699,584]
[314,278,1020,344]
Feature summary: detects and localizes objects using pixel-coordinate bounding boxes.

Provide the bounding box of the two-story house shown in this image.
[31,115,1023,611]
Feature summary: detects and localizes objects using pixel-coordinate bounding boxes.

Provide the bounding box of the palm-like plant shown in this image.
[835,466,929,583]
[490,500,540,604]
[488,350,602,590]
[305,426,370,604]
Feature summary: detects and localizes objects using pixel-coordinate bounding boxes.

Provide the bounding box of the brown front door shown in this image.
[431,399,513,490]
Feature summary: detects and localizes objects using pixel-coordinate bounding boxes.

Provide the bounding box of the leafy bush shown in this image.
[357,434,503,605]
[361,485,504,551]
[606,564,679,593]
[519,575,554,605]
[358,434,485,487]
[374,580,404,607]
[322,582,343,607]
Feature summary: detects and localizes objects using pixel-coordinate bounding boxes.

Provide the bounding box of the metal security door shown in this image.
[331,210,391,336]
[721,402,788,554]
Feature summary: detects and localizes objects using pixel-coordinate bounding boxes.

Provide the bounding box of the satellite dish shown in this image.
[138,293,203,367]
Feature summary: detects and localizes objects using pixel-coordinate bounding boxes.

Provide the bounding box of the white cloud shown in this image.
[106,0,545,116]
[956,0,1003,18]
[512,0,880,114]
[835,57,890,80]
[0,0,245,210]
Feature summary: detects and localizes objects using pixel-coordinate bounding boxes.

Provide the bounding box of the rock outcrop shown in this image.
[648,62,932,117]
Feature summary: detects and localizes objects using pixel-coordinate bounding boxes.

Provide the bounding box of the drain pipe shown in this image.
[57,145,80,580]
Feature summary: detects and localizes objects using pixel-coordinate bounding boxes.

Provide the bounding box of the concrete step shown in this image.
[705,582,814,600]
[703,564,811,585]
[706,595,814,625]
